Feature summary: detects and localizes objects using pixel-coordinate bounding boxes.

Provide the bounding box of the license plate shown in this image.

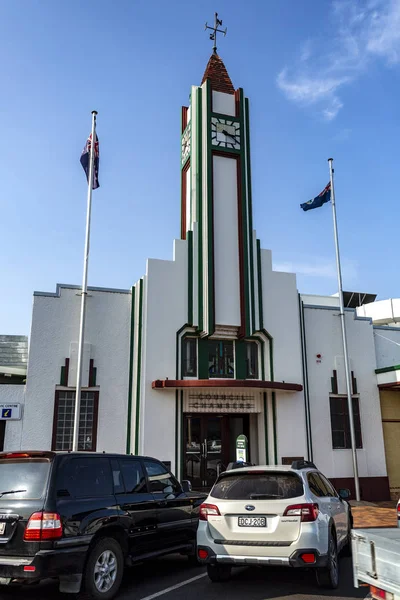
[238,516,266,527]
[0,577,11,585]
[0,523,5,535]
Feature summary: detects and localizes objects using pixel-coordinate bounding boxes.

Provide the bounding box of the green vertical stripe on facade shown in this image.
[235,339,246,380]
[205,80,215,334]
[263,392,269,465]
[272,391,278,465]
[180,390,184,480]
[126,286,136,454]
[175,390,179,476]
[196,87,203,332]
[244,97,256,334]
[239,89,251,337]
[188,231,193,325]
[299,295,313,461]
[256,240,264,331]
[134,279,144,455]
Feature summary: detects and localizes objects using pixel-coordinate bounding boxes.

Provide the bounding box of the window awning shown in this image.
[152,379,302,392]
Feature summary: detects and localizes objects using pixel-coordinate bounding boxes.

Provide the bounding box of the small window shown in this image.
[319,473,337,497]
[211,472,304,500]
[144,459,181,496]
[182,338,197,377]
[329,397,362,449]
[58,457,113,498]
[208,341,234,379]
[119,459,147,494]
[245,342,258,379]
[307,473,326,497]
[52,390,98,451]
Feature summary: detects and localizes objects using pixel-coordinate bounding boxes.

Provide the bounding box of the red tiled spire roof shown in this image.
[201,53,235,94]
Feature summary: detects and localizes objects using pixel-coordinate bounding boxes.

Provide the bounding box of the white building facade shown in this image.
[1,53,398,501]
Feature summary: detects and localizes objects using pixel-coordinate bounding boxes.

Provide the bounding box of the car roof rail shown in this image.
[291,459,317,470]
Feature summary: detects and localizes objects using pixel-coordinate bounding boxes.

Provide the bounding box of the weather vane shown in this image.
[205,12,227,54]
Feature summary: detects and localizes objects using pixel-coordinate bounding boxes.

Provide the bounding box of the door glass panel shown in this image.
[204,417,224,487]
[184,416,202,487]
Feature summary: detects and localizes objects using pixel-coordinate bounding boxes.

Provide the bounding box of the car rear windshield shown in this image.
[211,471,304,500]
[0,458,51,500]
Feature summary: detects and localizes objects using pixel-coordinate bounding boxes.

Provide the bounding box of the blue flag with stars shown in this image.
[301,182,331,211]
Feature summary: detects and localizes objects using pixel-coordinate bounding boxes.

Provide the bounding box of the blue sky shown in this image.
[1,0,399,335]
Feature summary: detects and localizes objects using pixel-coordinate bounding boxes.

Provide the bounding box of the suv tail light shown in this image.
[24,512,63,541]
[283,503,319,522]
[199,503,221,521]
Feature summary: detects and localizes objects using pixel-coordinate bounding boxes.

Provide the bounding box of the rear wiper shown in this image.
[249,493,282,499]
[0,489,26,498]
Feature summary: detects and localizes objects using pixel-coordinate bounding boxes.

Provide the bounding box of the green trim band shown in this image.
[239,88,251,337]
[272,391,277,465]
[175,390,179,477]
[188,231,193,325]
[180,390,184,480]
[134,279,144,455]
[245,97,256,334]
[126,286,136,454]
[196,87,203,332]
[299,294,313,461]
[375,364,400,374]
[263,392,269,465]
[206,80,215,334]
[256,240,264,331]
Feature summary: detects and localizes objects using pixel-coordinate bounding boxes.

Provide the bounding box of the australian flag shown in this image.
[300,182,331,211]
[80,133,100,189]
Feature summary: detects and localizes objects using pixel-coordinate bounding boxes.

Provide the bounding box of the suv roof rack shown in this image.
[291,459,317,470]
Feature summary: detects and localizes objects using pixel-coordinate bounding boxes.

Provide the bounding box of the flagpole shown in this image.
[72,110,98,452]
[328,157,361,501]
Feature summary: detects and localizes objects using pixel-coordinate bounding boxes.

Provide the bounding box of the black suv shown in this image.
[0,451,206,599]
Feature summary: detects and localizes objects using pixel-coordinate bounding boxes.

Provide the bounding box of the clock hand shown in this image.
[222,129,237,141]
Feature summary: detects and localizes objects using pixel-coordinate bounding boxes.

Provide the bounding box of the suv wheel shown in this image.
[207,563,231,582]
[316,533,339,589]
[81,537,124,600]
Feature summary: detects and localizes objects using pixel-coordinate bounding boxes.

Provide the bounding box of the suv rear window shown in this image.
[211,471,304,500]
[0,458,50,500]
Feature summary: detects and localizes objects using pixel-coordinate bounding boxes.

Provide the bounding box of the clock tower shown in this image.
[180,51,260,339]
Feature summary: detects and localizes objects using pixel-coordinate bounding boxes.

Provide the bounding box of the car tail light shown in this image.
[24,512,62,541]
[370,585,394,600]
[283,503,319,522]
[300,553,316,564]
[23,566,36,572]
[199,503,221,521]
[198,549,208,559]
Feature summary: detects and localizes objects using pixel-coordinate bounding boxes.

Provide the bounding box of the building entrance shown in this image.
[183,414,250,489]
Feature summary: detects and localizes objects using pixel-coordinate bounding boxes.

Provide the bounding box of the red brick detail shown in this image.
[181,106,188,133]
[201,53,235,94]
[152,379,302,392]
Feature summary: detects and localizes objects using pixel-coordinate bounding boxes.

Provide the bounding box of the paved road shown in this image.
[1,554,367,600]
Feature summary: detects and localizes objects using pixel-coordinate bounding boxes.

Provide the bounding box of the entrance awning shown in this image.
[152,379,302,392]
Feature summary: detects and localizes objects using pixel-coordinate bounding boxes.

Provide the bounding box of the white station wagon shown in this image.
[196,461,352,588]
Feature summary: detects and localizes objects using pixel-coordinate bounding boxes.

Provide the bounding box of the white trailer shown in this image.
[352,528,400,600]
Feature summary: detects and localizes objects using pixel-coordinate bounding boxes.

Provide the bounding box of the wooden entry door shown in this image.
[183,415,249,490]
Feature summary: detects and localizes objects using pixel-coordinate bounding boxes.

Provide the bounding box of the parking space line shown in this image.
[138,573,207,600]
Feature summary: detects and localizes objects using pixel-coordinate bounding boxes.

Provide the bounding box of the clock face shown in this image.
[181,123,191,165]
[211,117,241,149]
